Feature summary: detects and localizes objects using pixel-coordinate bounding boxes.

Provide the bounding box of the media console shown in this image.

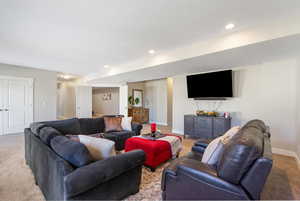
[184,115,231,139]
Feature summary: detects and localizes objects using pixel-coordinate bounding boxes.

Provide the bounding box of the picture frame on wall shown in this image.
[133,89,143,107]
[103,93,111,101]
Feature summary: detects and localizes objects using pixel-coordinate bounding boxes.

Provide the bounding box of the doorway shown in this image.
[92,87,120,117]
[0,76,33,135]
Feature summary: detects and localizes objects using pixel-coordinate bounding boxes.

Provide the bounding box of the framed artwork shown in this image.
[103,93,111,101]
[133,89,143,107]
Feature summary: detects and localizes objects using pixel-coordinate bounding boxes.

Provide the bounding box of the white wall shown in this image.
[0,63,57,121]
[57,81,76,119]
[172,58,298,153]
[119,85,128,116]
[144,79,168,125]
[296,58,300,160]
[92,87,119,115]
[167,78,173,126]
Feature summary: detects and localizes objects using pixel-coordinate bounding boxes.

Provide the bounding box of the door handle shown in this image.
[4,109,8,111]
[0,109,2,111]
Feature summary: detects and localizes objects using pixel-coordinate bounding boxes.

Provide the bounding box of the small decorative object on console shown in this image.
[224,112,230,118]
[196,110,219,117]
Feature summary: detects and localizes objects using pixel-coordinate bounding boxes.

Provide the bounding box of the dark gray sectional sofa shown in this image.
[25,117,145,201]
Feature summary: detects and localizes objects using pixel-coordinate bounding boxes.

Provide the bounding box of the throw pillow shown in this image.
[66,133,104,142]
[121,116,132,131]
[201,136,223,165]
[78,135,116,161]
[39,126,62,145]
[50,136,93,168]
[221,126,241,144]
[202,126,240,166]
[104,116,123,132]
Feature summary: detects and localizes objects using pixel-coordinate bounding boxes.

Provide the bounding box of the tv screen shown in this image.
[186,70,233,98]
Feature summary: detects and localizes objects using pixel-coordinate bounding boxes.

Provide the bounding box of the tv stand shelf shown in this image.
[184,115,231,139]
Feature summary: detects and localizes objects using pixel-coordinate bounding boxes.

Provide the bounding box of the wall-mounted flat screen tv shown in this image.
[186,70,233,99]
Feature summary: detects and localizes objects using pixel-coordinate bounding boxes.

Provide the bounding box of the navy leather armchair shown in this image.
[161,120,273,200]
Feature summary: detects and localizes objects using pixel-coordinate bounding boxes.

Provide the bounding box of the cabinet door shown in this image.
[213,118,231,137]
[184,115,194,136]
[142,109,149,123]
[194,117,213,139]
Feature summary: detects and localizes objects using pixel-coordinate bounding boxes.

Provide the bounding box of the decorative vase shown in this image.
[151,123,157,137]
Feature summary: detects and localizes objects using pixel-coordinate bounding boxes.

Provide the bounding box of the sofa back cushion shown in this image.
[217,126,264,184]
[50,136,93,168]
[244,119,267,133]
[42,118,81,135]
[39,127,62,145]
[79,118,105,134]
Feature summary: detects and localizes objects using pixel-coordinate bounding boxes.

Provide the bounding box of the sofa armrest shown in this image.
[192,145,206,154]
[176,161,247,198]
[131,123,143,136]
[162,158,247,199]
[194,139,212,148]
[64,150,145,198]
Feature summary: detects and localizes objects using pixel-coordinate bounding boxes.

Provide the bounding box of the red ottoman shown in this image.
[125,135,182,171]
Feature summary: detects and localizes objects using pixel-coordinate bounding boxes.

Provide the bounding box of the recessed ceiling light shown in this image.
[148,49,155,54]
[64,75,71,79]
[225,23,235,30]
[104,65,109,68]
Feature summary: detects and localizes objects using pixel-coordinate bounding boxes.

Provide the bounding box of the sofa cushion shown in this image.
[50,136,93,168]
[78,135,116,161]
[104,117,123,132]
[43,118,81,135]
[103,131,134,151]
[79,118,105,134]
[217,126,263,184]
[39,127,62,145]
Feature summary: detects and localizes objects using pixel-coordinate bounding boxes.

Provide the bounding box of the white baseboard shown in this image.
[172,129,184,135]
[272,147,300,169]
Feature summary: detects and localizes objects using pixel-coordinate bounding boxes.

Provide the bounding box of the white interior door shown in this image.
[0,77,33,134]
[75,86,92,118]
[0,79,5,135]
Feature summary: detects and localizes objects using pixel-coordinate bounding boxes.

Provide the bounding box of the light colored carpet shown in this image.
[0,125,300,200]
[0,134,44,201]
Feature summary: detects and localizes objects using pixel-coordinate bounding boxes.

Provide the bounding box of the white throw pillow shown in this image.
[78,135,115,161]
[121,116,132,131]
[223,126,241,138]
[221,126,241,144]
[201,136,223,165]
[201,126,240,166]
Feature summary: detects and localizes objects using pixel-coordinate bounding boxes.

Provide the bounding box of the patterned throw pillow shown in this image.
[66,133,104,142]
[104,117,123,132]
[78,135,116,161]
